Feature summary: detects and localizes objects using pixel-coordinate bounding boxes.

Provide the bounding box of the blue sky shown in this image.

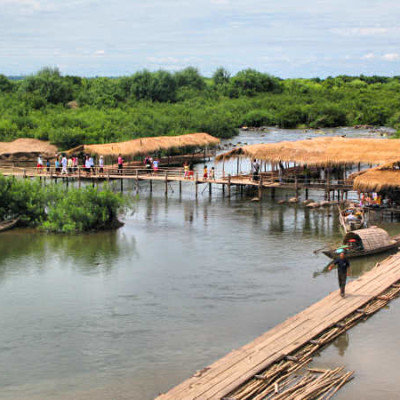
[1,0,400,78]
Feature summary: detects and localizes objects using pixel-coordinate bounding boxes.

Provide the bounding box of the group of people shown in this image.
[144,156,160,173]
[36,153,125,176]
[182,161,215,180]
[359,192,384,207]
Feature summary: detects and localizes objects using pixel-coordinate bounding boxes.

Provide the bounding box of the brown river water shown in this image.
[0,128,399,400]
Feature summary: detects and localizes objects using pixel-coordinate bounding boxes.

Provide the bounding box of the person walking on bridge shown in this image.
[328,252,351,298]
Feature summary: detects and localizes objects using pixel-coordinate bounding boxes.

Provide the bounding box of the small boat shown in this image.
[338,205,365,232]
[323,226,400,259]
[0,217,19,233]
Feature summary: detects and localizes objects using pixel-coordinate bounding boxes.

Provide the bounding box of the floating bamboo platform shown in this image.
[155,253,400,400]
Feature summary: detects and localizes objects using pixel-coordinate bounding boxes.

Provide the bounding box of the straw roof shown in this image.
[344,227,394,251]
[66,133,220,157]
[216,137,400,166]
[352,161,400,191]
[0,139,57,160]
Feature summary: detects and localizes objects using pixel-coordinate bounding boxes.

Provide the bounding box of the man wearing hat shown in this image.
[329,252,351,298]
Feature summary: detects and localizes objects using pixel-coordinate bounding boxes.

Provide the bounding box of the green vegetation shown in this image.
[0,175,124,233]
[1,67,400,148]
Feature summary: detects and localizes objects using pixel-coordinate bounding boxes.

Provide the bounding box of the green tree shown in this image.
[19,67,74,105]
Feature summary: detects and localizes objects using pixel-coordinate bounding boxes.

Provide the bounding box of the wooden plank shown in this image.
[156,254,400,400]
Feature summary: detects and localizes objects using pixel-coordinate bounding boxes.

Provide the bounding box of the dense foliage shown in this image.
[1,67,400,148]
[0,175,124,233]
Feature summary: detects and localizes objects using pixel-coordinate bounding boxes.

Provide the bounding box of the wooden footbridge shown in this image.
[155,253,400,400]
[0,165,354,200]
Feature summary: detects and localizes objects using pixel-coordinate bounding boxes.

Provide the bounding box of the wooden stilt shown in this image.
[179,180,182,194]
[258,175,263,199]
[149,179,153,193]
[136,169,139,193]
[227,174,231,198]
[327,169,331,201]
[195,173,199,199]
[165,171,168,195]
[305,188,309,200]
[209,182,212,196]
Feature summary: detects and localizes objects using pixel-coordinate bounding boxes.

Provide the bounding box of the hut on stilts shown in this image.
[216,137,400,201]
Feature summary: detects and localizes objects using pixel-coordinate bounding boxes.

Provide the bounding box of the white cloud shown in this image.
[382,53,400,61]
[362,53,375,60]
[331,27,391,37]
[94,50,105,55]
[0,0,40,6]
[210,0,229,4]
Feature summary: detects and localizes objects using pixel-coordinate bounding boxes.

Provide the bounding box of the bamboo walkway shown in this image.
[155,253,400,400]
[0,166,354,199]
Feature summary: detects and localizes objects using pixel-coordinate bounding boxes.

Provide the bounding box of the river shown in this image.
[0,128,399,400]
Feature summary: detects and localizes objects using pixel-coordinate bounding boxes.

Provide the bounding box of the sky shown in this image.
[1,0,400,78]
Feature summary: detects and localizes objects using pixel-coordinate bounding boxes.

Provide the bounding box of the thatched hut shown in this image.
[352,162,400,192]
[66,133,220,160]
[0,139,58,161]
[215,137,400,166]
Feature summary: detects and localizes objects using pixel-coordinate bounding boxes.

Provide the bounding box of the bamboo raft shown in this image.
[155,253,400,400]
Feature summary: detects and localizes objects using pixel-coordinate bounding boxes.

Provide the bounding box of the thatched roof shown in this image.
[66,133,220,157]
[344,227,395,251]
[0,139,58,161]
[352,161,400,191]
[216,137,400,166]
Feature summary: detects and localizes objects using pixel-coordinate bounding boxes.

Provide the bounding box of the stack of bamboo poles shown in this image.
[223,367,353,400]
[223,280,400,400]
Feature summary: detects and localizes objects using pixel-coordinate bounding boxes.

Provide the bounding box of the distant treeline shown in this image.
[1,67,400,149]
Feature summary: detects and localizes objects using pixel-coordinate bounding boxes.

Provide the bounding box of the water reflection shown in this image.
[333,332,350,357]
[0,229,137,280]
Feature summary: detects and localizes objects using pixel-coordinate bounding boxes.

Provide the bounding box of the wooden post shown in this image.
[258,174,263,199]
[195,172,199,199]
[179,180,182,195]
[78,167,81,188]
[222,183,225,197]
[326,168,331,201]
[271,187,275,199]
[120,178,123,192]
[165,171,168,195]
[305,188,309,200]
[23,169,26,178]
[295,176,299,199]
[136,169,139,193]
[227,174,231,198]
[149,179,153,193]
[209,182,212,196]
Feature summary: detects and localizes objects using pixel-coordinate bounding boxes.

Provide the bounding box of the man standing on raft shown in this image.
[329,252,351,298]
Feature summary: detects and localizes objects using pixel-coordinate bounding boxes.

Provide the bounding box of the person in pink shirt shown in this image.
[117,154,123,175]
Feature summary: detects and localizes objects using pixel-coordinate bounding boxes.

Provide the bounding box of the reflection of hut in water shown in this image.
[66,133,220,165]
